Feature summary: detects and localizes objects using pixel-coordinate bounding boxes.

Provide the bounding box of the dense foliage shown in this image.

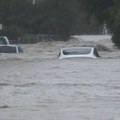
[0,0,98,40]
[0,0,34,38]
[1,0,120,47]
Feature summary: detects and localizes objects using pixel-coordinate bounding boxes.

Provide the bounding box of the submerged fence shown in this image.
[9,34,59,44]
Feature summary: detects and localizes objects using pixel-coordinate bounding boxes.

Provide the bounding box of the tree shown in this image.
[0,0,33,38]
[33,0,98,39]
[0,0,99,40]
[80,0,114,23]
[110,1,120,48]
[32,0,81,39]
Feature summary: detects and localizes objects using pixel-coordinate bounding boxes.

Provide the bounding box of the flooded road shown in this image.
[0,38,120,120]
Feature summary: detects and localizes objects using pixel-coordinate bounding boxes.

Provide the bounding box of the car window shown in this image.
[0,46,17,53]
[0,38,7,44]
[63,48,91,55]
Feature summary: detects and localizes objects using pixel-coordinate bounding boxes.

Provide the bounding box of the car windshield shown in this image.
[0,46,17,53]
[63,48,91,55]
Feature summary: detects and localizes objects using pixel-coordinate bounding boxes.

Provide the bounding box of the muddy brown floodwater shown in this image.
[0,37,120,120]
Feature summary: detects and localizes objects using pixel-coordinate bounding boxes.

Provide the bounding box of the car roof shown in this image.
[0,45,23,53]
[59,46,99,59]
[61,47,94,50]
[62,46,95,49]
[0,45,16,47]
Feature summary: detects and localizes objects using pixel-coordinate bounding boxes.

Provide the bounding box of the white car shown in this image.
[0,45,23,53]
[58,47,99,59]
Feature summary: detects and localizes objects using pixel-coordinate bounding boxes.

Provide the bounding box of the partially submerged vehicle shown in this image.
[0,36,23,54]
[0,45,23,53]
[58,47,99,59]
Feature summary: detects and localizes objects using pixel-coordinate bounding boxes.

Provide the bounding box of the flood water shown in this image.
[0,38,120,120]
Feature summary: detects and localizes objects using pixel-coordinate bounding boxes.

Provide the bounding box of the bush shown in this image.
[112,33,120,49]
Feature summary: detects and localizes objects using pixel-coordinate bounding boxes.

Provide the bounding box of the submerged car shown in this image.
[0,45,23,53]
[58,47,99,59]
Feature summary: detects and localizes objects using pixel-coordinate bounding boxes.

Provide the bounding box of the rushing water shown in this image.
[0,39,120,120]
